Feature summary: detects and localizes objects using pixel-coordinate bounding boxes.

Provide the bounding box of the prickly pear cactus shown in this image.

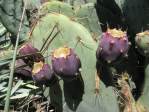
[75,3,102,36]
[2,0,149,111]
[39,1,101,38]
[29,13,119,112]
[137,62,149,111]
[39,1,74,17]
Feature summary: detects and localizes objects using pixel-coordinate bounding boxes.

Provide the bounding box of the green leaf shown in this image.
[11,80,23,96]
[24,84,39,89]
[10,92,29,100]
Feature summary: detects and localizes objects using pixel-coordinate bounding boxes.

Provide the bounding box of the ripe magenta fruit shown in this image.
[135,31,149,56]
[96,28,129,63]
[32,61,55,85]
[18,42,44,66]
[51,47,81,78]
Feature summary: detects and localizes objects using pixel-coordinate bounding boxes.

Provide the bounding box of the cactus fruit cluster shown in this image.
[96,28,129,63]
[16,41,82,85]
[0,0,149,112]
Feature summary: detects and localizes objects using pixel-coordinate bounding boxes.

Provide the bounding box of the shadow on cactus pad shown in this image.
[63,74,84,111]
[49,79,63,112]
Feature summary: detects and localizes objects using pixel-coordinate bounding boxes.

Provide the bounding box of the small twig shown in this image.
[4,1,27,112]
[41,30,60,54]
[40,24,58,52]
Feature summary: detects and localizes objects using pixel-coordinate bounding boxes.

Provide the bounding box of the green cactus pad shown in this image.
[64,0,96,6]
[137,63,149,111]
[75,3,102,38]
[39,1,74,17]
[29,13,119,112]
[39,1,101,37]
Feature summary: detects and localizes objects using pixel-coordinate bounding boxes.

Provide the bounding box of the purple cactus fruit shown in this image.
[32,61,55,85]
[96,28,129,63]
[18,42,44,66]
[15,59,32,79]
[51,47,81,78]
[19,42,39,55]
